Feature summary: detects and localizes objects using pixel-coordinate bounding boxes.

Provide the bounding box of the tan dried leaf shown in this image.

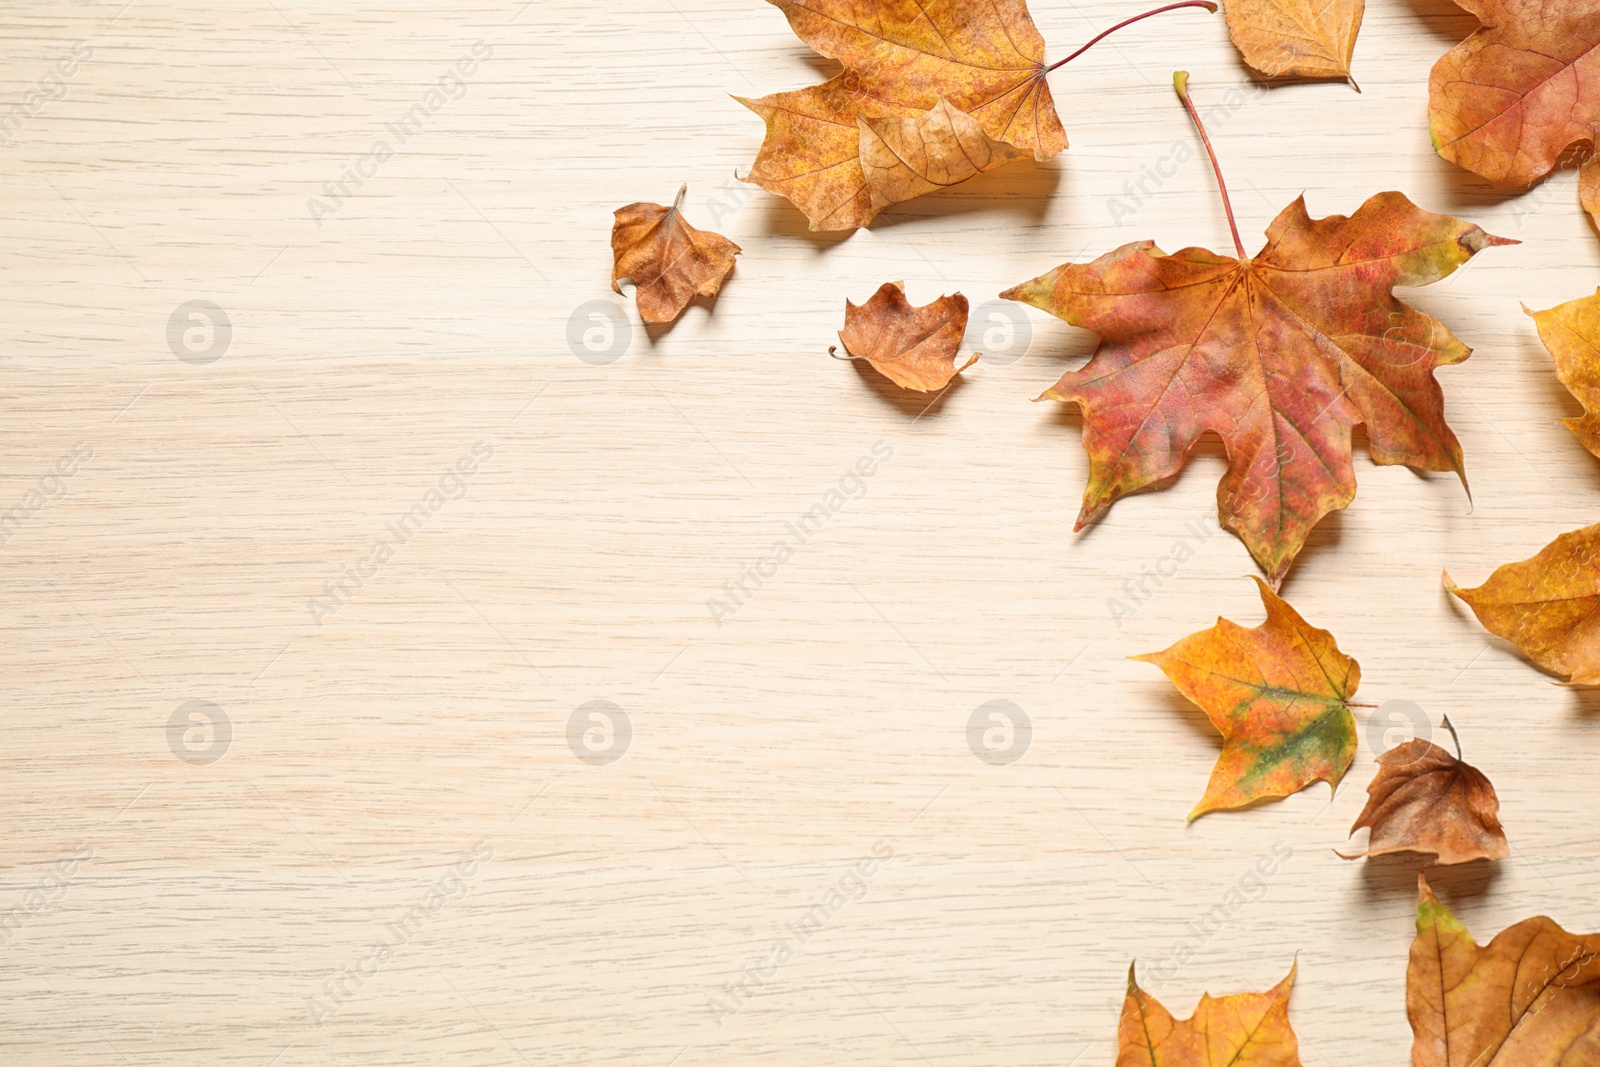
[611,185,741,324]
[832,282,977,392]
[859,99,1026,216]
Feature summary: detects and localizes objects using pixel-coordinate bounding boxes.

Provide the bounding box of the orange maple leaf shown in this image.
[1409,874,1600,1065]
[1223,0,1364,86]
[1135,577,1360,820]
[1445,523,1600,685]
[1429,0,1600,228]
[611,185,740,324]
[737,0,1215,231]
[831,282,978,392]
[1117,962,1301,1065]
[1004,73,1512,585]
[1527,290,1600,459]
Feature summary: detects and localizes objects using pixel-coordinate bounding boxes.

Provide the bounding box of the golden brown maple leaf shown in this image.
[1445,523,1600,685]
[831,282,978,392]
[1223,0,1364,85]
[1429,0,1600,228]
[1005,77,1510,586]
[736,0,1069,231]
[1528,290,1600,459]
[1135,577,1360,820]
[611,185,741,324]
[1117,962,1301,1066]
[1409,873,1600,1066]
[1345,717,1508,865]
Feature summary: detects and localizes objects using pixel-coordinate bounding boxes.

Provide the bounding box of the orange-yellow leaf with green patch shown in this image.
[1117,961,1301,1066]
[1135,577,1359,820]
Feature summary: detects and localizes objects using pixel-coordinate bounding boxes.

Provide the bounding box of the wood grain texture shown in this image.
[2,1,1599,1065]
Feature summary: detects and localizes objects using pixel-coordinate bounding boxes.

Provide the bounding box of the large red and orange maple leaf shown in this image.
[1004,73,1512,586]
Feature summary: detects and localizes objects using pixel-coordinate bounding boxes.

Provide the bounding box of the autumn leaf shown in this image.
[859,99,1026,217]
[1445,523,1600,685]
[1527,290,1600,459]
[1135,576,1360,820]
[611,185,740,324]
[1223,0,1364,86]
[1004,72,1512,586]
[1345,716,1508,865]
[738,0,1216,231]
[1429,0,1600,229]
[1409,873,1600,1066]
[1118,961,1301,1066]
[831,282,978,392]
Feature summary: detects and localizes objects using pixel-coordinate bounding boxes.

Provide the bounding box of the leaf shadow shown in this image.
[844,355,967,416]
[1356,853,1501,902]
[876,157,1065,227]
[1567,686,1600,718]
[1397,0,1482,43]
[637,278,735,345]
[755,196,857,251]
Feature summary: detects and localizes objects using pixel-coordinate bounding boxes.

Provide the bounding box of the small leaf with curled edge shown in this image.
[1223,0,1364,86]
[1527,291,1600,460]
[1117,960,1301,1066]
[1446,522,1600,685]
[1408,873,1600,1066]
[832,282,978,393]
[1135,576,1359,820]
[1344,716,1508,866]
[611,185,740,324]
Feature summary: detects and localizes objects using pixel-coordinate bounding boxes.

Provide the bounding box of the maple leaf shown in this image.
[1003,72,1512,586]
[1445,523,1600,685]
[737,0,1215,231]
[1135,576,1360,820]
[1528,290,1600,459]
[1117,961,1301,1066]
[831,281,977,392]
[1408,873,1600,1066]
[1223,0,1364,86]
[1429,0,1600,228]
[611,185,740,324]
[1345,716,1508,865]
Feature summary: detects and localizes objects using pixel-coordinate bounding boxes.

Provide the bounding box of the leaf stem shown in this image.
[1042,1,1217,74]
[1173,71,1246,259]
[1441,714,1462,760]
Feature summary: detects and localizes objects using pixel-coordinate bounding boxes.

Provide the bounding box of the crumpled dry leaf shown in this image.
[1118,961,1301,1066]
[1345,717,1508,865]
[1004,192,1511,586]
[611,185,740,324]
[1223,0,1364,84]
[832,282,978,392]
[1429,0,1600,229]
[859,99,1026,216]
[1135,576,1359,820]
[737,0,1065,231]
[1527,291,1600,458]
[1445,523,1600,685]
[1409,873,1600,1066]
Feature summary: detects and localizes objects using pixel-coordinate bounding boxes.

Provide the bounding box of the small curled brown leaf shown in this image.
[611,185,740,324]
[834,282,978,393]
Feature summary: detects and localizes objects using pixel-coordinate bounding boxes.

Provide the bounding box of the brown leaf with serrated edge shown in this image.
[1223,0,1364,85]
[1446,523,1600,685]
[1117,961,1301,1066]
[1345,716,1507,865]
[1527,291,1600,459]
[1409,873,1600,1066]
[611,185,740,324]
[832,282,977,392]
[859,99,1026,216]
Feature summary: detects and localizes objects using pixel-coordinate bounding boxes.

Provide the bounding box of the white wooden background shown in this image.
[3,1,1598,1064]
